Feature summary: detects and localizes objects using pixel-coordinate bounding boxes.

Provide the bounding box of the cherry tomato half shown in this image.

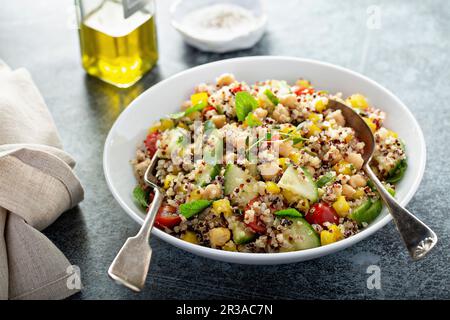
[305,202,339,227]
[144,132,160,158]
[231,85,243,93]
[202,105,217,115]
[154,204,181,229]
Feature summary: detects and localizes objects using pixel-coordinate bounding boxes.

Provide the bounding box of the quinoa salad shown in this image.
[132,73,407,253]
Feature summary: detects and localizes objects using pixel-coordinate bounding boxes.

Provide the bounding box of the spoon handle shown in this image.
[364,164,437,260]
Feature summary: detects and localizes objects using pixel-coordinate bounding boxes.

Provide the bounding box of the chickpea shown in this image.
[342,184,356,198]
[272,105,291,123]
[279,94,298,109]
[209,227,231,247]
[349,174,367,188]
[216,73,235,87]
[253,107,268,120]
[258,162,281,180]
[329,110,346,126]
[279,141,293,157]
[345,152,364,170]
[211,115,226,128]
[203,184,222,200]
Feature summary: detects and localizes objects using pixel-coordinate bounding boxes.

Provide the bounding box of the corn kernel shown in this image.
[332,196,350,217]
[266,181,281,194]
[296,198,310,213]
[307,123,322,137]
[320,225,343,245]
[181,231,199,244]
[222,240,237,251]
[178,122,189,130]
[347,94,369,109]
[282,189,300,204]
[352,188,365,199]
[278,158,289,170]
[190,92,209,106]
[333,160,354,175]
[148,121,161,133]
[387,130,398,138]
[308,112,321,123]
[296,79,311,88]
[160,118,174,131]
[163,174,176,189]
[212,199,233,217]
[315,99,327,112]
[289,152,301,165]
[189,189,203,201]
[363,117,377,133]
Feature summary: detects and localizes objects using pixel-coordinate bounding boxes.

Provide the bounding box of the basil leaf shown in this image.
[316,172,336,188]
[274,208,302,218]
[133,185,148,209]
[180,200,213,219]
[245,112,262,127]
[235,91,258,121]
[264,89,279,106]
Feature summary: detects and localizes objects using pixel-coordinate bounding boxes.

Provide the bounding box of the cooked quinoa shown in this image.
[131,73,407,253]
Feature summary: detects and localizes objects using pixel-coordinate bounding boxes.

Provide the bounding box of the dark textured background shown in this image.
[0,0,449,299]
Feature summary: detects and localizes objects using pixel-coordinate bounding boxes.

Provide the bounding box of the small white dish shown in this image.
[170,0,267,53]
[103,56,426,265]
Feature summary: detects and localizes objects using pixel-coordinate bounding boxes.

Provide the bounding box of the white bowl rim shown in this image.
[103,56,426,264]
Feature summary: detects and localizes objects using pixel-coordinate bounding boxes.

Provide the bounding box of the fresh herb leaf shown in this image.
[180,200,213,219]
[245,112,262,127]
[235,91,258,121]
[169,101,208,119]
[274,208,302,218]
[133,185,148,209]
[316,172,336,188]
[264,89,279,106]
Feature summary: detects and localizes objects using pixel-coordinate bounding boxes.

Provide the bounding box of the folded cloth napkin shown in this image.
[0,61,84,300]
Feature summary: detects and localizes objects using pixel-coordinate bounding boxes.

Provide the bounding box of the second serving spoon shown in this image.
[328,99,437,260]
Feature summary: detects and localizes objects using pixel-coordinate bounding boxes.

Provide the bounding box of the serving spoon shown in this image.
[328,99,437,260]
[108,153,163,291]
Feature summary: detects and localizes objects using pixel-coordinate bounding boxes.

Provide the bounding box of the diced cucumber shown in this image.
[196,164,221,186]
[224,164,250,194]
[350,199,382,226]
[279,218,320,251]
[316,171,336,188]
[229,219,256,244]
[277,166,318,202]
[224,164,259,206]
[386,158,407,183]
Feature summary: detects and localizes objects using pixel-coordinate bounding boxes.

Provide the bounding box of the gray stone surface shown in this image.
[0,0,449,299]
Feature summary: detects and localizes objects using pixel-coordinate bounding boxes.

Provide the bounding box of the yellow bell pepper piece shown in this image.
[181,231,199,244]
[352,188,365,199]
[163,174,176,189]
[266,181,281,194]
[282,189,300,204]
[387,130,398,138]
[363,117,377,133]
[307,123,322,137]
[308,112,321,123]
[333,160,354,175]
[189,189,203,201]
[315,99,327,113]
[222,240,237,252]
[296,79,311,88]
[278,158,289,170]
[320,225,343,245]
[190,92,209,106]
[212,199,233,218]
[288,152,301,165]
[347,94,369,110]
[332,196,350,217]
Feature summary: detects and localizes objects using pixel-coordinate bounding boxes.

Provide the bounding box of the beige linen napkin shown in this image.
[0,61,84,300]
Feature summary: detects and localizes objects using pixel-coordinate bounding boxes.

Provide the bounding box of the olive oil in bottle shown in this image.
[77,0,158,88]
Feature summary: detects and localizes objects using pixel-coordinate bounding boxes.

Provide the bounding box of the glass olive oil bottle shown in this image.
[76,0,158,88]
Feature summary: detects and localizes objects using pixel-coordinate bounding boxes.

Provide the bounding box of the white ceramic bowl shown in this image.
[170,0,267,53]
[103,56,426,265]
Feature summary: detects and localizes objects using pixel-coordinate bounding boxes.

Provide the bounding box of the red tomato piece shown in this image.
[305,202,339,226]
[244,197,267,234]
[294,86,315,96]
[231,85,243,93]
[154,204,181,229]
[144,132,160,158]
[202,105,217,115]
